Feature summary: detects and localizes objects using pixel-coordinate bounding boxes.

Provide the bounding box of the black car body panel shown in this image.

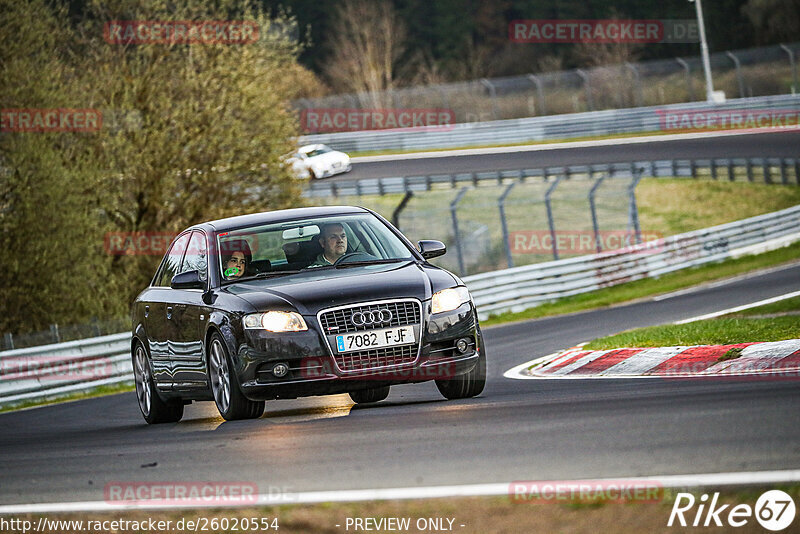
[131,206,484,409]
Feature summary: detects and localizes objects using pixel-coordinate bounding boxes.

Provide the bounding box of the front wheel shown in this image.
[435,344,486,400]
[208,333,265,421]
[349,386,390,404]
[132,342,183,424]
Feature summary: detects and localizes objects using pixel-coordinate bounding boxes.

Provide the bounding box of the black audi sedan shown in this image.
[131,206,486,423]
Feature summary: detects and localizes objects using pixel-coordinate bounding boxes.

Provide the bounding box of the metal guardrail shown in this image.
[2,205,799,408]
[464,204,800,319]
[0,333,133,407]
[300,94,800,154]
[306,156,800,198]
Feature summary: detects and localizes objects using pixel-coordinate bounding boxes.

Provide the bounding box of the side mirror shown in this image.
[418,240,446,260]
[171,270,205,290]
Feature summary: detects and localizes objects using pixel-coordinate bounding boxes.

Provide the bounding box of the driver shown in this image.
[308,222,347,267]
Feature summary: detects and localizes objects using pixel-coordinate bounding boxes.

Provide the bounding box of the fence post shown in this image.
[588,175,608,252]
[725,51,745,98]
[544,176,563,260]
[3,333,13,351]
[625,62,643,107]
[527,74,546,115]
[50,324,61,343]
[727,159,735,181]
[710,159,718,180]
[392,191,414,229]
[498,182,517,268]
[780,44,798,93]
[794,158,800,186]
[450,188,469,276]
[762,159,772,184]
[780,159,788,185]
[480,78,499,120]
[676,58,695,101]
[576,69,593,111]
[628,166,645,244]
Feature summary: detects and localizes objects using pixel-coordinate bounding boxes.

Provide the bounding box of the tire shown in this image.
[132,341,184,424]
[208,333,265,421]
[435,339,486,400]
[349,385,390,404]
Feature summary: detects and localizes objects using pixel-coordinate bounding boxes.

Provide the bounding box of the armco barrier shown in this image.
[464,204,800,319]
[1,205,799,407]
[0,333,133,407]
[301,94,800,154]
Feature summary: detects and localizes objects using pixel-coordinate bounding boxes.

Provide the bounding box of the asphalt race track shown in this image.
[1,262,799,507]
[343,130,800,180]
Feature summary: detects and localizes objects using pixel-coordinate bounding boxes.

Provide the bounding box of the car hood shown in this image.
[224,261,458,315]
[308,152,346,165]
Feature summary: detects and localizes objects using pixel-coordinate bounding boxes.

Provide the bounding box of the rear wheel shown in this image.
[349,385,390,404]
[435,342,486,400]
[208,333,265,421]
[133,342,183,424]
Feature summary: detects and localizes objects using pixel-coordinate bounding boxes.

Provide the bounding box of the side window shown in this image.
[154,233,191,287]
[181,231,208,282]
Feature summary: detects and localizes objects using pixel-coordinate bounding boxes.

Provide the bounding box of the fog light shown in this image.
[272,363,290,377]
[456,338,470,354]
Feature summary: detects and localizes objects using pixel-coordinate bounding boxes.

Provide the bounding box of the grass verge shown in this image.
[13,485,800,534]
[482,241,800,327]
[582,317,800,350]
[582,291,800,349]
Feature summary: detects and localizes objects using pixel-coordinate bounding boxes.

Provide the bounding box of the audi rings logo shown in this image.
[351,309,393,327]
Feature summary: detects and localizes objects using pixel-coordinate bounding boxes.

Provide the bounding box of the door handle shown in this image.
[166,306,173,319]
[144,305,150,318]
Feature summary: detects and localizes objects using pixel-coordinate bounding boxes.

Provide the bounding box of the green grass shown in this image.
[0,382,134,414]
[482,241,800,327]
[582,317,800,350]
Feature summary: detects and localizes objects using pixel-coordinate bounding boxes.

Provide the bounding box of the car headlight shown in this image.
[244,311,307,332]
[431,286,471,314]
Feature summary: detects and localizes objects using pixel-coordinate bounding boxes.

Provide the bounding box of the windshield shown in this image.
[303,146,332,157]
[216,213,415,282]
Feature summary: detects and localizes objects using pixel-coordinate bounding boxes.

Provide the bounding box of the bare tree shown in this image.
[325,0,406,108]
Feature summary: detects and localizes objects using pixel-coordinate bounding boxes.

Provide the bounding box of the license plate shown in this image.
[336,326,415,353]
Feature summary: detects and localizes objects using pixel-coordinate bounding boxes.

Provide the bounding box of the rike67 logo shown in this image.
[668,490,796,531]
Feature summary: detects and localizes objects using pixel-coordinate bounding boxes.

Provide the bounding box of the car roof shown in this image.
[298,144,327,152]
[190,205,370,233]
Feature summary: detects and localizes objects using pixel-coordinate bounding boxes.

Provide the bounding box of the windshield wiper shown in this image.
[334,258,412,269]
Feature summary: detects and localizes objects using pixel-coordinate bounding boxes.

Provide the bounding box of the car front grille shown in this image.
[319,300,420,334]
[318,299,422,373]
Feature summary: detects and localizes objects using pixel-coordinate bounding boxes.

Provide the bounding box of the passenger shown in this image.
[308,223,347,267]
[221,239,252,279]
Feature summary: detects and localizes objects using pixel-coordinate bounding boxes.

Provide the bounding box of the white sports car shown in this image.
[289,144,352,179]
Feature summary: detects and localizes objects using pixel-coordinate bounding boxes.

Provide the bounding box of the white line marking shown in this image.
[350,128,799,163]
[3,470,800,514]
[598,346,686,376]
[674,290,800,324]
[654,260,800,302]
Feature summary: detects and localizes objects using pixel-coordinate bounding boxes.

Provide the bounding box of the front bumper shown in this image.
[235,302,480,400]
